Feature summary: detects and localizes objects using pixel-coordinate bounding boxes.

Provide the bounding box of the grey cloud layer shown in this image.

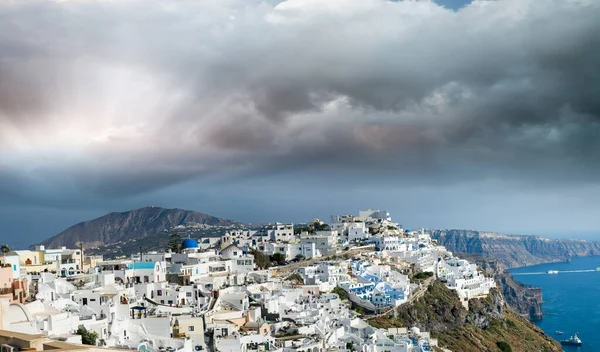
[1,0,600,204]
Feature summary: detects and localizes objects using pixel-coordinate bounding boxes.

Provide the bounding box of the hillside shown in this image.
[38,206,241,249]
[431,229,600,268]
[369,281,561,352]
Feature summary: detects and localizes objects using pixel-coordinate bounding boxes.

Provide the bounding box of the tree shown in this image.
[0,244,10,254]
[270,252,286,263]
[250,249,271,269]
[167,233,181,253]
[294,227,311,235]
[76,327,98,345]
[313,222,330,231]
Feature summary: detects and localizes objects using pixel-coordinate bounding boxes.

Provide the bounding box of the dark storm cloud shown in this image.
[1,0,600,204]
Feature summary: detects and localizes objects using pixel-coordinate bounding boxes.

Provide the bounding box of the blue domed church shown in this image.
[181,238,200,253]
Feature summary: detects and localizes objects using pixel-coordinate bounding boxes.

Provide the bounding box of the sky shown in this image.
[1,0,600,248]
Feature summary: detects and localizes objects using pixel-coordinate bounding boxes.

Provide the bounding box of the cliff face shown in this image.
[370,281,561,352]
[464,255,543,321]
[38,206,240,249]
[431,229,600,268]
[499,273,543,321]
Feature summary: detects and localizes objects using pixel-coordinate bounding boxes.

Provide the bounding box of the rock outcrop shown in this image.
[462,254,544,321]
[499,273,544,321]
[465,287,505,329]
[390,281,505,331]
[393,281,468,332]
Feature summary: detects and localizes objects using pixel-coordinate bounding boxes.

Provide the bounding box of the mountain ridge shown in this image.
[37,206,241,249]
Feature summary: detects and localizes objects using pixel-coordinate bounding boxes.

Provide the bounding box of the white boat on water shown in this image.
[547,270,559,274]
[561,333,583,346]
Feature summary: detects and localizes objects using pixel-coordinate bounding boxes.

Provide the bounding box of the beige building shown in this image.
[0,329,130,352]
[173,316,205,349]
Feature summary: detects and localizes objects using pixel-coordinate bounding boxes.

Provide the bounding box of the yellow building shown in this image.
[13,250,44,266]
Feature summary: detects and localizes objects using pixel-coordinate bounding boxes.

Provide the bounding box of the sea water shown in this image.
[509,256,600,351]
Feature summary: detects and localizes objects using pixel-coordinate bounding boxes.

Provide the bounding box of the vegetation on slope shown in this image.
[369,281,561,352]
[285,273,304,285]
[436,310,559,352]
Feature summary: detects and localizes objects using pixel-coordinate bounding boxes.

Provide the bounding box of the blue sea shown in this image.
[509,256,600,351]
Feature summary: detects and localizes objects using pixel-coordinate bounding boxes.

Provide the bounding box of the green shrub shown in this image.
[496,341,512,352]
[332,286,349,301]
[270,252,286,263]
[250,249,271,269]
[76,327,98,345]
[414,271,434,280]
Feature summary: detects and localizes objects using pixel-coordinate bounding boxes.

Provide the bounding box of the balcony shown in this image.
[61,259,79,264]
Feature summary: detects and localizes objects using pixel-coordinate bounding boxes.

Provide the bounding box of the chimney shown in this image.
[79,242,84,271]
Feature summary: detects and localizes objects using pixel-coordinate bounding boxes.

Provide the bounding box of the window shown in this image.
[157,290,162,296]
[189,326,195,332]
[186,292,192,297]
[168,300,173,304]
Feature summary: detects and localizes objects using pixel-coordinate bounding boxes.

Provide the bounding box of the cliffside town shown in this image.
[1,209,558,352]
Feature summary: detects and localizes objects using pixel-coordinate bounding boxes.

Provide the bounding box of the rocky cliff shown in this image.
[463,254,543,321]
[370,281,561,352]
[431,229,600,268]
[38,206,241,249]
[390,281,504,332]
